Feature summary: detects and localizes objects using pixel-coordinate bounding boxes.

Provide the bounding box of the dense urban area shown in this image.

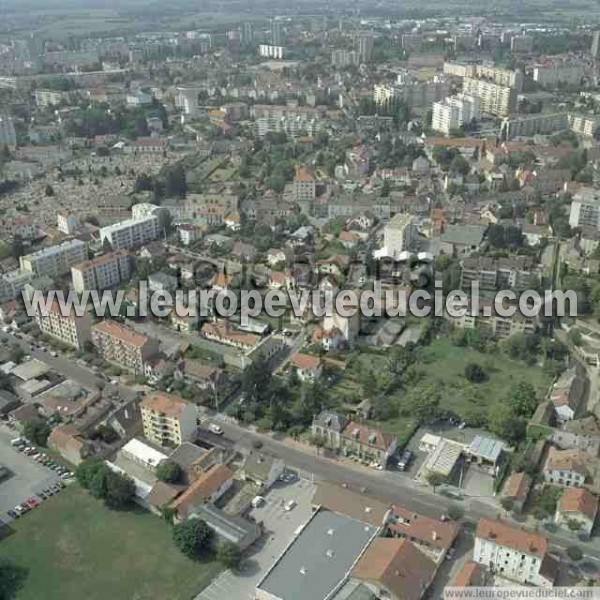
[4,1,600,599]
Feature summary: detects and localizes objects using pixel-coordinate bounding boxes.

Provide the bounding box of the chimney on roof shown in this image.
[300,567,307,575]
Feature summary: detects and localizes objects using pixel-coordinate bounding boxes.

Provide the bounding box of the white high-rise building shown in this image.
[569,188,600,230]
[71,250,132,293]
[431,94,480,135]
[19,239,87,279]
[383,214,417,257]
[99,216,160,251]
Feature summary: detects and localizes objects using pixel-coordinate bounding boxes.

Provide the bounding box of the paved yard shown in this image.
[196,477,316,600]
[0,424,62,520]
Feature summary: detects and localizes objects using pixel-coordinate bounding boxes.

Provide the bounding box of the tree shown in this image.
[568,519,582,531]
[216,541,241,569]
[23,420,51,446]
[9,345,25,364]
[567,545,583,561]
[156,459,183,484]
[89,466,108,499]
[173,518,214,559]
[164,164,187,198]
[426,472,443,492]
[500,497,514,513]
[447,504,464,520]
[487,403,526,444]
[76,457,106,488]
[104,470,136,509]
[0,557,28,600]
[464,363,487,383]
[44,183,55,197]
[507,382,538,418]
[449,155,470,176]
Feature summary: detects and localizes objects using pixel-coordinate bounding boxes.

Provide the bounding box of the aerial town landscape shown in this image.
[4,0,600,598]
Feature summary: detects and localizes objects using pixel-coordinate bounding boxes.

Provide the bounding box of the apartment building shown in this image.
[252,104,329,138]
[71,250,132,293]
[474,65,524,91]
[35,300,93,349]
[374,79,450,111]
[0,115,16,149]
[293,165,316,203]
[474,518,556,587]
[57,211,79,235]
[181,193,238,226]
[383,213,417,257]
[140,391,196,447]
[331,49,360,68]
[99,215,160,251]
[20,239,87,279]
[91,319,159,374]
[533,64,584,88]
[568,113,600,137]
[34,89,69,107]
[569,188,600,229]
[463,77,516,117]
[431,94,480,135]
[510,35,534,53]
[0,269,33,303]
[501,113,569,139]
[460,256,542,292]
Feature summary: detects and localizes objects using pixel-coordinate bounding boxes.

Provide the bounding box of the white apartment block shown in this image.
[463,77,516,117]
[474,518,554,587]
[20,239,87,279]
[92,319,159,374]
[569,188,600,229]
[568,114,600,137]
[374,79,450,111]
[99,215,160,251]
[71,251,132,293]
[0,269,33,303]
[140,391,197,447]
[0,115,17,149]
[383,213,417,257]
[35,301,93,349]
[57,212,79,235]
[131,202,170,231]
[259,44,284,59]
[431,94,480,135]
[501,113,569,139]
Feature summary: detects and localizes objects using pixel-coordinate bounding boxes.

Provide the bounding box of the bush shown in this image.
[156,460,183,484]
[216,541,241,569]
[23,421,51,447]
[447,504,464,520]
[567,545,583,561]
[173,518,214,559]
[464,363,487,383]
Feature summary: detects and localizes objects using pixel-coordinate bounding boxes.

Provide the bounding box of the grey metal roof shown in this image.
[440,224,487,246]
[468,435,504,463]
[191,504,260,549]
[257,510,376,600]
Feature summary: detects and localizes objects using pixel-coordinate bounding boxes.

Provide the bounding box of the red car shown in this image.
[26,497,40,508]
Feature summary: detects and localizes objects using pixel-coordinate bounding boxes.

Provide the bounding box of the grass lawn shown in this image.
[417,338,552,421]
[0,486,222,600]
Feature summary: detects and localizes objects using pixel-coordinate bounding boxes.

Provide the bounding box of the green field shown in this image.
[416,338,552,420]
[0,486,222,600]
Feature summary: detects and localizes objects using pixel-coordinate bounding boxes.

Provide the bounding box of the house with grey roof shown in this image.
[439,224,487,256]
[312,411,348,449]
[240,452,285,491]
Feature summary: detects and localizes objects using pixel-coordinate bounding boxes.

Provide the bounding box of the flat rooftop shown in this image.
[257,509,377,600]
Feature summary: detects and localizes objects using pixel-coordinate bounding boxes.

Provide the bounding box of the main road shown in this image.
[205,417,600,564]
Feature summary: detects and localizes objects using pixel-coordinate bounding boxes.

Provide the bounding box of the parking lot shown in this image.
[196,475,316,600]
[0,425,66,521]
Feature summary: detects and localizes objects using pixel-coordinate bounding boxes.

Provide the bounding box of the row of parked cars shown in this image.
[11,437,74,480]
[8,481,66,519]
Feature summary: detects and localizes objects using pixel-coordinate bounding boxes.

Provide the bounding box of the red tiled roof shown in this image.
[558,487,598,521]
[476,517,548,557]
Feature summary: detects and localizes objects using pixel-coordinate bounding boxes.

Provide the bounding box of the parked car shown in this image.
[251,496,265,508]
[26,497,40,508]
[284,500,297,512]
[7,509,18,519]
[208,423,223,435]
[398,450,413,471]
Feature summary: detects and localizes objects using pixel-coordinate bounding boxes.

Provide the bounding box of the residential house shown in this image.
[502,472,532,512]
[289,352,323,381]
[543,447,587,488]
[340,421,397,466]
[350,538,437,600]
[48,423,93,465]
[549,367,584,424]
[474,517,557,587]
[240,452,285,490]
[201,321,260,351]
[555,487,598,536]
[170,464,234,520]
[311,411,348,448]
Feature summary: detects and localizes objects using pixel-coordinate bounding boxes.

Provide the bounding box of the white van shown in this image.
[251,496,265,508]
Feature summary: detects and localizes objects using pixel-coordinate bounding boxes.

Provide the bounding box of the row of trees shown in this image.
[75,458,136,510]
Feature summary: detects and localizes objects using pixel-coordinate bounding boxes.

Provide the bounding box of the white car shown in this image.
[208,423,223,435]
[251,496,265,508]
[284,500,297,512]
[50,351,58,357]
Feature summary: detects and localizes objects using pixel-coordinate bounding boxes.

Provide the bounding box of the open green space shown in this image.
[417,338,552,419]
[0,486,222,600]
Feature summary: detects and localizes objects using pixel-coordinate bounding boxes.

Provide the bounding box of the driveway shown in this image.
[196,477,316,600]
